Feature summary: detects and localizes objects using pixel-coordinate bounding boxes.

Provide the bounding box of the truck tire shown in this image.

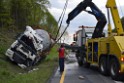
[83,57,90,68]
[110,58,120,80]
[77,56,83,66]
[99,57,108,75]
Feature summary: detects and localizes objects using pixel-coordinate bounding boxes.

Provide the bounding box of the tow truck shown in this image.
[67,0,124,80]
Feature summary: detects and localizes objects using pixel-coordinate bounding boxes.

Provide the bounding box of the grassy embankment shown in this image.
[0,28,58,83]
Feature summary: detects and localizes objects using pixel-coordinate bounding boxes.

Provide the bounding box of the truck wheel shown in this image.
[83,57,90,68]
[77,56,83,66]
[99,57,108,75]
[110,58,120,80]
[84,62,90,68]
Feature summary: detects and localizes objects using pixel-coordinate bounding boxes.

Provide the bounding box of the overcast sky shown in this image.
[48,0,124,43]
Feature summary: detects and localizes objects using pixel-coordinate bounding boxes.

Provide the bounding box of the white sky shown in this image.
[48,0,124,44]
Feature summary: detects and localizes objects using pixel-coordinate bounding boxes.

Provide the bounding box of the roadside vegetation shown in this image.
[0,50,58,83]
[0,0,58,37]
[0,28,59,83]
[0,0,59,83]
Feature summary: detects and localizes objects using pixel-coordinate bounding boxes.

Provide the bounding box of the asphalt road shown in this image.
[49,52,124,83]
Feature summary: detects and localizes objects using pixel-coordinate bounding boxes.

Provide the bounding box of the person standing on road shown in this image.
[58,44,65,73]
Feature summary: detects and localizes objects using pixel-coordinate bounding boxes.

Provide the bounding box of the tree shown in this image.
[40,11,58,35]
[10,0,51,29]
[0,0,58,38]
[0,0,13,28]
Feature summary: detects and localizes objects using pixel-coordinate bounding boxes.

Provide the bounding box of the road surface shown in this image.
[49,52,124,83]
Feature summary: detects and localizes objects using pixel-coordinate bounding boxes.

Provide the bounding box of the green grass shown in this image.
[46,45,59,61]
[0,28,58,83]
[0,60,58,83]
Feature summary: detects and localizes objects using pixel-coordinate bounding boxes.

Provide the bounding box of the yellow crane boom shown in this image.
[106,0,124,36]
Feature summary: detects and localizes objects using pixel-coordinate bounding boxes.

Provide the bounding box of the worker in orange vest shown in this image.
[58,44,65,73]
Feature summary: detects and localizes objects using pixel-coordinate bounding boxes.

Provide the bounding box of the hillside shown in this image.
[0,28,58,83]
[0,0,59,83]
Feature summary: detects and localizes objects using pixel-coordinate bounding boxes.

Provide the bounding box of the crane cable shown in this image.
[57,0,69,24]
[51,24,69,48]
[55,24,69,43]
[55,0,69,40]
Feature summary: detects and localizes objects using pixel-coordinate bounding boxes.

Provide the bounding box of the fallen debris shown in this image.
[78,75,85,80]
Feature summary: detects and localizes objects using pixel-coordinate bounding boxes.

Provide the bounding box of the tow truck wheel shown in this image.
[83,57,90,68]
[99,57,108,75]
[110,58,120,80]
[77,56,83,66]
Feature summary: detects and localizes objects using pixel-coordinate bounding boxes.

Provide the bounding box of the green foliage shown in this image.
[0,0,13,27]
[0,32,58,83]
[46,45,58,61]
[0,59,57,83]
[0,1,59,82]
[0,26,58,83]
[41,11,58,37]
[0,44,7,55]
[10,0,50,29]
[0,0,58,33]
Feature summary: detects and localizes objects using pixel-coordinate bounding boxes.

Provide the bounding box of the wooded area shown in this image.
[0,1,59,82]
[0,0,58,37]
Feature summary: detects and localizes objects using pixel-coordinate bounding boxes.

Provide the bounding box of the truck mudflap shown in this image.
[5,26,53,68]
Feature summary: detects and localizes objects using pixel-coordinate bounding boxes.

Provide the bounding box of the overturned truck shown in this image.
[5,26,54,68]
